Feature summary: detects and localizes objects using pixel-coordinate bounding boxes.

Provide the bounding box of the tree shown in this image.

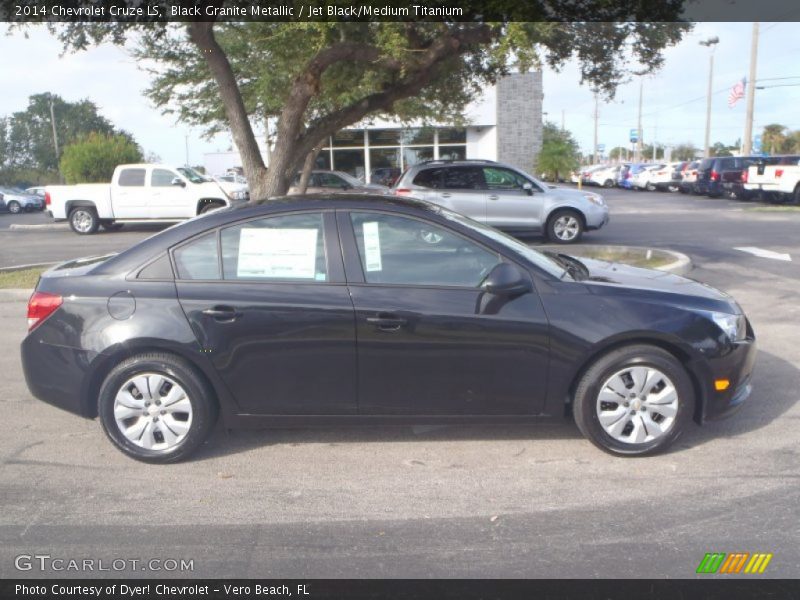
[608,146,629,160]
[59,133,143,184]
[761,124,787,155]
[710,142,734,157]
[537,122,580,181]
[0,93,136,186]
[671,143,698,161]
[44,14,690,198]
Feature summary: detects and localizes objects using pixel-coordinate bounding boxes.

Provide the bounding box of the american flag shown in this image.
[728,78,746,108]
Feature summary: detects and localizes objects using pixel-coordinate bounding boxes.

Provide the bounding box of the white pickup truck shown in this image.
[46,164,248,234]
[743,156,800,203]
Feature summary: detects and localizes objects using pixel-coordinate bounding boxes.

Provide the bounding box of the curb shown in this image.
[536,244,692,276]
[8,223,69,231]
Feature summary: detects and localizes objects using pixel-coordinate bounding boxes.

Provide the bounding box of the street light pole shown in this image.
[742,23,759,155]
[593,93,599,164]
[700,36,719,158]
[636,78,643,162]
[48,95,62,182]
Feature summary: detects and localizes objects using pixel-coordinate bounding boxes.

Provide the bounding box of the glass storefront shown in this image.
[321,127,467,182]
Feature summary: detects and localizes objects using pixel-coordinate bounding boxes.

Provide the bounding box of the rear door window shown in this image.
[412,168,445,189]
[441,167,486,190]
[173,232,221,280]
[118,168,146,187]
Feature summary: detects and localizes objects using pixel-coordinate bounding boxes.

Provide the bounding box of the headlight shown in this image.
[710,312,747,342]
[230,190,248,201]
[583,193,605,206]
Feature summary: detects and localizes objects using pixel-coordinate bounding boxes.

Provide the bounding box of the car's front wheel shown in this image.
[572,344,694,456]
[98,353,218,463]
[546,209,584,244]
[7,201,21,214]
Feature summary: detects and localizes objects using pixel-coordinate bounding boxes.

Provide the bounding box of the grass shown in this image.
[0,266,48,289]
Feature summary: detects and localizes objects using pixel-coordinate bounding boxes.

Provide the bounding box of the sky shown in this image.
[1,21,800,166]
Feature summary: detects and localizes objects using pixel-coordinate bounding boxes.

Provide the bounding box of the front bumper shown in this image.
[694,334,757,422]
[584,204,610,231]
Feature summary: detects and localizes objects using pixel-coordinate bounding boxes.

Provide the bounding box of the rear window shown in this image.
[412,168,444,189]
[118,168,146,187]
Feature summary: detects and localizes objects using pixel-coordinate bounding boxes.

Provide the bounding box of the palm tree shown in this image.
[761,124,787,155]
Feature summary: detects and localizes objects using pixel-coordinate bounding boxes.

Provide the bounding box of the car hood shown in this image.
[545,186,598,201]
[577,257,739,310]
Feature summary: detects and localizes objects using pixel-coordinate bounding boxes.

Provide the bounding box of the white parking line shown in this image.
[734,247,792,261]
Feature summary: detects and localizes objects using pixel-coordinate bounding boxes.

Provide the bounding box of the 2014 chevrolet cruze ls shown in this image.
[21,195,756,462]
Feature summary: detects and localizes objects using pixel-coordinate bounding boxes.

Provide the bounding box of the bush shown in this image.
[60,133,143,184]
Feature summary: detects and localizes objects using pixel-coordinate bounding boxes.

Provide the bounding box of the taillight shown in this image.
[27,291,62,332]
[710,170,720,182]
[394,188,412,196]
[44,191,51,206]
[776,169,784,178]
[741,170,748,183]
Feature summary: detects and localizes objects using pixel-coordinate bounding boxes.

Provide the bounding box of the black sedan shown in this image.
[21,195,756,462]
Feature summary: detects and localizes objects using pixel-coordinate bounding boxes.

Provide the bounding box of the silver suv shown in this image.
[393,160,609,243]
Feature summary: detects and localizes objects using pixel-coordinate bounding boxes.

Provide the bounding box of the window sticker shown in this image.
[362,221,382,272]
[237,228,319,279]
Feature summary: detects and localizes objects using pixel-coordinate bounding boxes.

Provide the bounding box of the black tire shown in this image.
[98,352,218,463]
[792,184,800,205]
[572,344,695,457]
[645,182,656,192]
[199,201,225,215]
[603,179,614,188]
[7,201,21,214]
[100,222,124,231]
[68,206,99,234]
[546,209,584,244]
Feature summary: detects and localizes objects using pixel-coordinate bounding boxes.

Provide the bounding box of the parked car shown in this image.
[588,164,626,188]
[213,174,249,201]
[695,156,760,199]
[21,194,756,462]
[392,159,609,244]
[370,167,402,187]
[679,161,700,194]
[618,163,647,189]
[629,164,665,191]
[288,170,389,195]
[45,164,243,234]
[743,155,800,204]
[0,187,44,213]
[25,186,46,198]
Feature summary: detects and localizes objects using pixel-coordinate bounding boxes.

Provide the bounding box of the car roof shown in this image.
[94,194,435,276]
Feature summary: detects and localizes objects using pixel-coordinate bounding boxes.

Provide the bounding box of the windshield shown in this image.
[437,207,568,279]
[177,166,211,184]
[335,171,366,187]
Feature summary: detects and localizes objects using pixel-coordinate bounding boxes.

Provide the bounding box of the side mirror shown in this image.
[482,263,532,296]
[522,182,534,196]
[172,178,186,187]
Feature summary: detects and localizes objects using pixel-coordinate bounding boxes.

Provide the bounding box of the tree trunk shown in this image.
[296,145,323,194]
[187,22,270,201]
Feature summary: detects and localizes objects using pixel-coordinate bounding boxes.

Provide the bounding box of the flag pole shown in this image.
[742,22,759,154]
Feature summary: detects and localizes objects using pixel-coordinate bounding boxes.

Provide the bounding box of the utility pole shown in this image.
[561,109,565,132]
[48,95,61,182]
[636,78,643,162]
[742,23,759,154]
[592,93,599,164]
[184,133,190,165]
[700,36,720,158]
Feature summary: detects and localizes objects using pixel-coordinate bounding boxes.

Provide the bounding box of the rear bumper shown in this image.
[21,335,95,418]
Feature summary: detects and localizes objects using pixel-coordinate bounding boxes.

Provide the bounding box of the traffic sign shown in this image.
[753,134,762,153]
[630,129,639,143]
[597,144,605,152]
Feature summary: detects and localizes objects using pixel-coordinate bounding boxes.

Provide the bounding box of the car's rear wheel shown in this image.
[7,201,21,214]
[98,353,218,463]
[546,209,584,244]
[572,345,694,456]
[645,182,657,191]
[68,206,99,234]
[603,179,614,188]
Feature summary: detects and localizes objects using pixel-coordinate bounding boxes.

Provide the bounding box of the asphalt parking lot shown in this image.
[0,189,799,578]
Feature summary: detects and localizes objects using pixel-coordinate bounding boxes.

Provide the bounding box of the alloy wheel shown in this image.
[71,210,94,233]
[595,366,679,444]
[113,373,193,451]
[552,215,580,241]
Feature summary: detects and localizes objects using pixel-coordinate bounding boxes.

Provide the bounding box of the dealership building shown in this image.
[203,72,543,183]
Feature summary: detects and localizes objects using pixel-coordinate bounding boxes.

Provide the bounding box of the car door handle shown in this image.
[202,306,241,322]
[488,194,499,201]
[441,192,452,198]
[366,314,407,331]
